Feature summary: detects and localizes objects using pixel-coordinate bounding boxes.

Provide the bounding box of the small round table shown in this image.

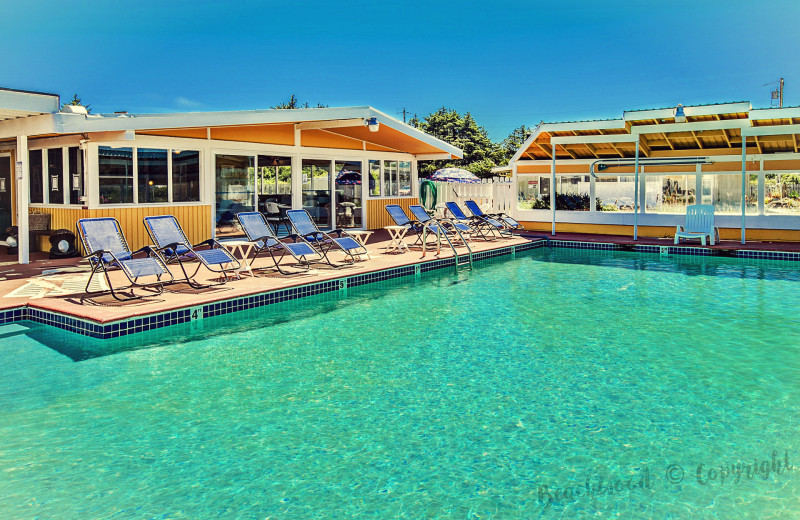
[345,230,373,260]
[384,225,410,254]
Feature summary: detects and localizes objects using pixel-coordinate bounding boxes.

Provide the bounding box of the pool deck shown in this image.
[1,229,798,325]
[0,231,533,323]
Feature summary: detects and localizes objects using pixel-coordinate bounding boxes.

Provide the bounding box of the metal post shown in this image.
[741,138,747,244]
[551,147,556,235]
[15,135,29,264]
[633,136,640,241]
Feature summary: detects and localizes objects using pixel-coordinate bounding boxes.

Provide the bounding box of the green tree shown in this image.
[412,107,503,178]
[272,94,327,109]
[499,125,533,164]
[61,93,91,113]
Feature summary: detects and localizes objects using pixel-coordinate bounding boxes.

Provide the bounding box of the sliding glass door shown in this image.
[302,159,331,228]
[215,154,255,237]
[334,160,362,228]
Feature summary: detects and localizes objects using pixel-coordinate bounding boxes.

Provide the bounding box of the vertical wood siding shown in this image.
[34,205,212,252]
[365,198,420,230]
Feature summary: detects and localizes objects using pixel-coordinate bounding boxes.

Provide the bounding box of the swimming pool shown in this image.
[0,248,798,518]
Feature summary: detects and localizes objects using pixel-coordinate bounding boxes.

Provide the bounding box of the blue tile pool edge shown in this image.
[0,239,546,339]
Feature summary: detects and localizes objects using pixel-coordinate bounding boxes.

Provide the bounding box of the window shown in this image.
[215,154,255,236]
[517,175,550,210]
[764,173,800,215]
[99,146,133,204]
[29,150,43,203]
[368,160,381,196]
[702,173,757,215]
[399,161,411,196]
[68,147,83,205]
[138,148,169,203]
[47,148,64,204]
[555,175,590,211]
[595,175,634,212]
[302,159,331,227]
[645,175,696,214]
[172,150,200,202]
[384,160,398,196]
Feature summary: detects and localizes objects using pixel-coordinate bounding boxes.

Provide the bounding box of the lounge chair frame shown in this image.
[77,217,173,301]
[445,201,499,240]
[285,209,369,266]
[464,200,520,236]
[236,211,323,274]
[143,215,241,288]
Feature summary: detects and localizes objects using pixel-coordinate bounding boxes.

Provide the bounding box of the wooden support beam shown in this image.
[691,131,704,149]
[753,135,763,154]
[638,137,651,157]
[584,143,600,158]
[609,142,625,158]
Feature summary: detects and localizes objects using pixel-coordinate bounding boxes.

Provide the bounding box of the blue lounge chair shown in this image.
[385,204,424,246]
[143,215,240,288]
[286,209,369,265]
[464,200,521,234]
[408,205,472,240]
[77,217,173,301]
[236,212,323,274]
[445,201,499,240]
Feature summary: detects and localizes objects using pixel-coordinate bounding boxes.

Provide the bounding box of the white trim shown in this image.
[631,119,751,134]
[624,102,751,120]
[551,134,639,145]
[750,107,800,120]
[742,124,800,137]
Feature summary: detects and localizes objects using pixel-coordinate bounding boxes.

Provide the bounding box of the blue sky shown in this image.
[4,0,799,140]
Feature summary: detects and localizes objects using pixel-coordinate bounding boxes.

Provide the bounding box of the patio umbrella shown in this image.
[430,167,481,184]
[335,170,362,185]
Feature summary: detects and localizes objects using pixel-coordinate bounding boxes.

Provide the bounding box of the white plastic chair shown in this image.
[674,204,719,246]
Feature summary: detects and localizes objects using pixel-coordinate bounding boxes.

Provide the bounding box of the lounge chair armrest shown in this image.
[132,245,158,256]
[192,238,216,249]
[83,249,107,260]
[155,241,181,254]
[285,233,301,241]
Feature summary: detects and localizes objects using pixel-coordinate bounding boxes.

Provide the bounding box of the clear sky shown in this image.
[3,0,799,141]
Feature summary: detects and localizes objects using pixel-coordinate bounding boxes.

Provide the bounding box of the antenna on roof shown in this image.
[764,78,784,108]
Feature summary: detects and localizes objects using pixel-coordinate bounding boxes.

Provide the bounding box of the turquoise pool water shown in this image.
[1,249,799,519]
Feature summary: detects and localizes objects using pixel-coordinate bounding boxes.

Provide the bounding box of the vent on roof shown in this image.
[60,105,88,115]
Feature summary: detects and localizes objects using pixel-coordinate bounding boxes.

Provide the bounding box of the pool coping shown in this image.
[2,237,798,340]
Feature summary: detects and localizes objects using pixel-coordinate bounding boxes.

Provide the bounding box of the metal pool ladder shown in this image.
[421,220,473,273]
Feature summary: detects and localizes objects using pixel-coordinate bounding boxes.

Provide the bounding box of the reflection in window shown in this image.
[399,161,411,196]
[335,160,362,228]
[99,147,133,204]
[384,160,398,197]
[302,159,331,227]
[702,173,757,215]
[765,173,800,215]
[517,175,550,210]
[29,150,43,204]
[368,160,381,196]
[47,148,64,204]
[68,147,83,205]
[138,148,169,203]
[555,175,591,211]
[173,150,200,202]
[595,175,634,212]
[645,175,696,214]
[215,154,255,236]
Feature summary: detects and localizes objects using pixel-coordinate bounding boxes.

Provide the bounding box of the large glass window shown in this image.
[645,174,696,214]
[765,173,800,215]
[302,159,331,228]
[398,161,412,196]
[137,148,169,203]
[517,175,550,210]
[335,160,362,228]
[368,160,381,196]
[595,175,635,212]
[555,175,591,211]
[29,150,43,204]
[702,173,757,215]
[257,155,292,234]
[99,147,133,204]
[172,150,200,202]
[47,148,64,204]
[68,147,83,205]
[384,160,398,197]
[215,154,255,236]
